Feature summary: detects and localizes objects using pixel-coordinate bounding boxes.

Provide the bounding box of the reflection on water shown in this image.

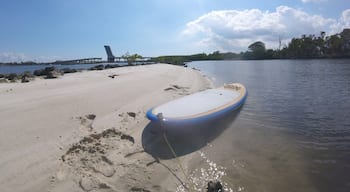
[188,59,350,192]
[142,108,242,159]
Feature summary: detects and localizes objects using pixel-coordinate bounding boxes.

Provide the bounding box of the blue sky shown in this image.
[0,0,349,62]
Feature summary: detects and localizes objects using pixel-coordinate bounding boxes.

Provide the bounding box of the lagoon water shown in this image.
[188,60,350,192]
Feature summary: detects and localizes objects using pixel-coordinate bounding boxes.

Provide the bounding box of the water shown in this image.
[188,60,350,192]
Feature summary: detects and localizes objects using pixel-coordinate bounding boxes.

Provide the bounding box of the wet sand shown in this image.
[0,64,212,192]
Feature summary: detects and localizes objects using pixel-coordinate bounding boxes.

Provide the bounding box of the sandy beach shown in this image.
[0,64,212,192]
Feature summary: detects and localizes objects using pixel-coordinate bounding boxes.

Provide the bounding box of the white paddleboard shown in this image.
[146,83,247,123]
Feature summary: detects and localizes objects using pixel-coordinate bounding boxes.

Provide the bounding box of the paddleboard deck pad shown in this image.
[146,83,247,124]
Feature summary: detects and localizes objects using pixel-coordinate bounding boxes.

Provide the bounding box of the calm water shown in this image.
[188,60,350,192]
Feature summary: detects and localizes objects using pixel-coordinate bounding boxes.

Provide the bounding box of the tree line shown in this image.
[152,28,350,65]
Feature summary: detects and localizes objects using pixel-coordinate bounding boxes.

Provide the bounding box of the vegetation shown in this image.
[152,28,350,65]
[275,29,349,59]
[121,52,143,65]
[151,51,241,65]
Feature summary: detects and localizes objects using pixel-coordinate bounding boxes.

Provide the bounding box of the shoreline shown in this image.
[0,64,212,192]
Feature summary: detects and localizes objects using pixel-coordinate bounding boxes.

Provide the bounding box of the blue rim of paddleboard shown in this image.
[146,90,248,124]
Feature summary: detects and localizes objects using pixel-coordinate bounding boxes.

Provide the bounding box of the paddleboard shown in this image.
[146,83,247,124]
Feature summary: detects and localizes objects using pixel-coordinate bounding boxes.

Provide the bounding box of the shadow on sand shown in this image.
[141,108,243,160]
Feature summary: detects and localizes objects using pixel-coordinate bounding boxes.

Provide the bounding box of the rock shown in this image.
[6,73,18,82]
[33,66,57,77]
[0,78,8,83]
[21,76,30,83]
[105,64,120,69]
[60,68,77,74]
[88,65,104,71]
[44,66,55,72]
[207,181,223,192]
[21,71,34,77]
[20,71,34,83]
[33,69,44,76]
[45,70,62,79]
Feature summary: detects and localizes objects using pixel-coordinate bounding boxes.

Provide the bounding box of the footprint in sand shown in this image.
[79,176,112,192]
[60,128,136,191]
[117,111,142,131]
[164,84,190,95]
[78,114,96,131]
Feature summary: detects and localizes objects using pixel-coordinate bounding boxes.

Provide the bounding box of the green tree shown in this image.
[122,52,143,65]
[247,41,266,59]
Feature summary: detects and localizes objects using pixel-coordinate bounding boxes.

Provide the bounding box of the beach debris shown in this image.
[125,150,145,158]
[130,186,151,192]
[127,112,136,118]
[108,74,119,78]
[176,151,234,192]
[207,181,223,192]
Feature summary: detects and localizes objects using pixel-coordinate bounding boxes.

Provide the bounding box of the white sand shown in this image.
[0,64,211,192]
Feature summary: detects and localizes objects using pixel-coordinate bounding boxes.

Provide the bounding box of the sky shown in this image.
[0,0,349,62]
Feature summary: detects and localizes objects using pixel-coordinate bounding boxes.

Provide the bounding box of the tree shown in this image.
[247,41,266,59]
[122,52,143,65]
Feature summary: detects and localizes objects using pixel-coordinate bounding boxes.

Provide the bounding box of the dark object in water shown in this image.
[207,181,223,192]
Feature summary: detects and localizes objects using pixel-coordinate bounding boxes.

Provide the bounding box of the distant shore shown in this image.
[0,64,212,192]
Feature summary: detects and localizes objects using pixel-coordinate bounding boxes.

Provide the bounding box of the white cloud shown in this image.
[181,6,350,52]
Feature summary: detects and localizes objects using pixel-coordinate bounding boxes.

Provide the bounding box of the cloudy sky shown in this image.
[0,0,349,62]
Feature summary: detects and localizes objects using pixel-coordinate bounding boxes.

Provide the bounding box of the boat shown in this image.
[146,83,247,124]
